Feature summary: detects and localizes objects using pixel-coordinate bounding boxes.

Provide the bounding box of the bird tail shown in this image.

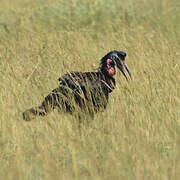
[22,104,50,121]
[22,91,59,121]
[22,86,87,121]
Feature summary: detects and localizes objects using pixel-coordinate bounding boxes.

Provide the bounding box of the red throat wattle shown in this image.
[107,59,116,76]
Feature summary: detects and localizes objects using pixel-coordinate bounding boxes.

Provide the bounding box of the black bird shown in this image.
[23,50,131,121]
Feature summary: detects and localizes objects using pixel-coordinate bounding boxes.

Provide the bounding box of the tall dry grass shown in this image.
[0,0,180,179]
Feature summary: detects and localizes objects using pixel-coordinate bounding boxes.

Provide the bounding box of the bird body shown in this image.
[23,50,131,121]
[58,71,115,110]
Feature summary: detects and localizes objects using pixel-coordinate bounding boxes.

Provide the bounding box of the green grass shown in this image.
[0,0,180,179]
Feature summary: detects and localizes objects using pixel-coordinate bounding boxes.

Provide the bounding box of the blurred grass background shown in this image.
[0,0,180,179]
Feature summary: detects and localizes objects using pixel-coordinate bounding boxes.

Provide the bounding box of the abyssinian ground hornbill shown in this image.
[23,50,131,121]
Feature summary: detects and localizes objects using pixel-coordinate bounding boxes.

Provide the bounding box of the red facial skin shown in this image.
[106,59,116,76]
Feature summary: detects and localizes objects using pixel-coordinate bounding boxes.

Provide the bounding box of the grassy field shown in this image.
[0,0,180,179]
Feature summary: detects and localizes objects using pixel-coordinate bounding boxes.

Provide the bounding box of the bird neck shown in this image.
[98,70,116,91]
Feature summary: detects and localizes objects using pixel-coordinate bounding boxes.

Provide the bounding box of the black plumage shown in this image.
[23,50,131,121]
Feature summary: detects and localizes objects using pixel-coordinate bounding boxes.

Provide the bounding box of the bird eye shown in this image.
[110,55,116,61]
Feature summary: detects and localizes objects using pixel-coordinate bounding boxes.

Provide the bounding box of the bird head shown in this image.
[100,50,131,81]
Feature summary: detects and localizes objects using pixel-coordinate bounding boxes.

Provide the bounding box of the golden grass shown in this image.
[0,0,180,179]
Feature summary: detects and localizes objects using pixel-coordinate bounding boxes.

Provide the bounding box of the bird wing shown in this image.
[58,72,91,89]
[58,72,110,111]
[58,72,103,98]
[58,71,112,94]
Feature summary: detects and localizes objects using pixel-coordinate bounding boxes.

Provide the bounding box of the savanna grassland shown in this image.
[0,0,180,179]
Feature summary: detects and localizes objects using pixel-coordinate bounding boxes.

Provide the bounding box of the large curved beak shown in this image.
[116,58,131,81]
